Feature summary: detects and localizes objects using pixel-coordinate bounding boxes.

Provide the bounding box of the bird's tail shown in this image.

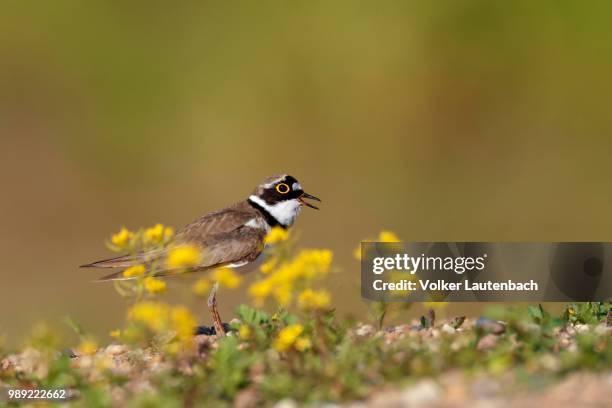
[93,269,134,282]
[83,249,213,282]
[93,266,206,282]
[80,254,142,269]
[82,249,168,282]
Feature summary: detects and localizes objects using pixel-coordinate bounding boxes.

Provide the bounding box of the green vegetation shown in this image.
[1,302,609,406]
[0,228,610,406]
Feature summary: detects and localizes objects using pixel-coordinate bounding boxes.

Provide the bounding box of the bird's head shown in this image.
[248,174,321,227]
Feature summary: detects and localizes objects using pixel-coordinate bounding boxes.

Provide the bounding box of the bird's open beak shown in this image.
[299,192,321,210]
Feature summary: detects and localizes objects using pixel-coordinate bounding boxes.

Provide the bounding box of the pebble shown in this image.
[575,324,589,333]
[476,334,498,351]
[400,380,442,406]
[441,324,456,334]
[105,344,128,356]
[355,324,375,337]
[470,377,501,398]
[273,398,298,408]
[475,317,506,334]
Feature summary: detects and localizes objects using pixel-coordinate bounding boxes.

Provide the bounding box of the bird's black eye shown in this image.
[275,183,290,194]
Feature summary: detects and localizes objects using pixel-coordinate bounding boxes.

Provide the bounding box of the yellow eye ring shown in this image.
[276,183,290,194]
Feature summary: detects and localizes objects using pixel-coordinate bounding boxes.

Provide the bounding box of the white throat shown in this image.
[249,195,302,227]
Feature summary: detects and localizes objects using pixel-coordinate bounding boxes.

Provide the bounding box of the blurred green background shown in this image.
[2,1,612,343]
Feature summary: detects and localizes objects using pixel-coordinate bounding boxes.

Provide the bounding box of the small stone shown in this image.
[540,353,561,371]
[76,355,93,369]
[441,324,456,334]
[356,324,375,337]
[558,332,573,349]
[477,334,498,351]
[105,344,128,356]
[475,317,506,334]
[471,377,501,398]
[575,324,589,333]
[234,388,261,408]
[400,379,442,406]
[273,399,298,408]
[0,358,12,371]
[384,331,401,344]
[396,324,412,333]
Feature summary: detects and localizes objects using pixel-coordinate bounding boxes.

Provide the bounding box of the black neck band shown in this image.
[247,199,286,229]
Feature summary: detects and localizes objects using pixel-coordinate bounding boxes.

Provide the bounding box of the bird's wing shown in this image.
[82,202,257,270]
[86,201,267,281]
[95,225,266,281]
[175,202,256,242]
[155,225,266,276]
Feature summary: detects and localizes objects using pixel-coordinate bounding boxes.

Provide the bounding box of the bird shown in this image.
[81,174,321,336]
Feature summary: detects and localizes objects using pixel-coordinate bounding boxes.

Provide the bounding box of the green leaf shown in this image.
[63,316,86,337]
[236,304,269,326]
[210,336,255,398]
[528,305,543,322]
[420,315,428,329]
[451,316,466,329]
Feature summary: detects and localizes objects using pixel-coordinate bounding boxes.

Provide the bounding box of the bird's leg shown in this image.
[207,282,226,337]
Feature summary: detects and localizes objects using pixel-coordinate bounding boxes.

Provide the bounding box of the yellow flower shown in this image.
[143,276,167,294]
[163,226,174,239]
[354,231,401,260]
[423,301,448,310]
[122,264,146,278]
[111,227,133,248]
[264,226,290,245]
[293,249,333,279]
[295,337,312,352]
[128,301,169,332]
[166,244,202,269]
[164,341,182,356]
[249,280,272,306]
[128,301,196,342]
[273,324,304,352]
[109,329,121,339]
[378,230,400,242]
[143,224,174,245]
[145,223,163,240]
[388,270,414,298]
[380,230,402,251]
[212,267,242,289]
[259,257,277,274]
[93,354,113,371]
[77,339,98,355]
[249,249,333,308]
[273,284,292,307]
[170,306,197,341]
[192,277,211,296]
[298,289,331,311]
[269,264,297,286]
[238,325,251,340]
[353,246,362,260]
